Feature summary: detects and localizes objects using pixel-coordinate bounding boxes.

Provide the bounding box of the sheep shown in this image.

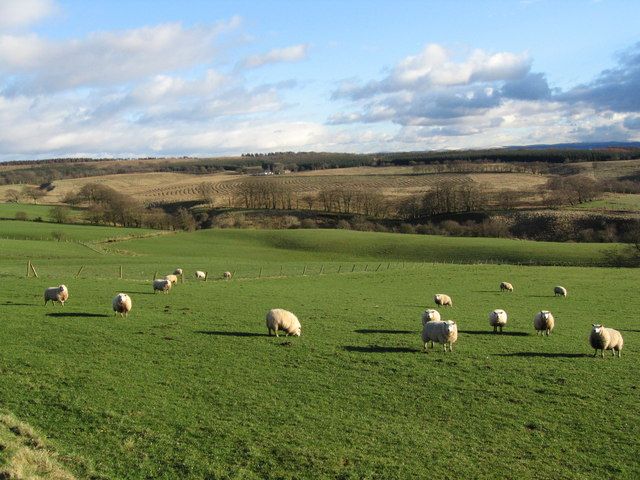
[589,324,624,358]
[173,268,183,276]
[153,279,171,294]
[195,270,207,280]
[421,320,458,353]
[112,293,132,317]
[500,282,513,292]
[223,271,232,280]
[421,309,441,326]
[434,293,453,307]
[554,286,567,297]
[533,310,555,335]
[266,308,301,337]
[489,309,508,333]
[44,285,68,306]
[164,274,178,285]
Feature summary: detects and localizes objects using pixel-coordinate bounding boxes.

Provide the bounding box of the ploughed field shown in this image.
[0,221,639,479]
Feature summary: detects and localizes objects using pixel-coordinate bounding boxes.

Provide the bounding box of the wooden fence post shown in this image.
[75,266,84,278]
[259,267,263,278]
[27,260,31,278]
[30,262,39,278]
[351,264,356,272]
[337,265,342,274]
[364,264,368,272]
[320,265,324,274]
[375,263,381,271]
[302,265,307,275]
[119,266,123,279]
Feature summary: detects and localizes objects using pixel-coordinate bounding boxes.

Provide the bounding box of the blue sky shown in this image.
[0,0,639,160]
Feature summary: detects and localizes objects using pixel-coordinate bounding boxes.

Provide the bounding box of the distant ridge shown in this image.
[506,141,640,150]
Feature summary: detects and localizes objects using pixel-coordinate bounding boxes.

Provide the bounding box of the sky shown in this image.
[0,0,639,161]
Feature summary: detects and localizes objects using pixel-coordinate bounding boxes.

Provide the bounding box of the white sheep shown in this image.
[434,293,453,307]
[112,293,132,317]
[533,310,555,335]
[44,285,68,306]
[421,309,441,326]
[173,268,183,276]
[164,274,178,285]
[266,308,301,337]
[489,309,508,333]
[195,270,207,280]
[554,286,567,297]
[223,271,232,280]
[421,320,458,352]
[500,282,513,292]
[589,324,624,358]
[153,279,171,294]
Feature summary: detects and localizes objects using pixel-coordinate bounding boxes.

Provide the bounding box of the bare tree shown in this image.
[4,189,21,203]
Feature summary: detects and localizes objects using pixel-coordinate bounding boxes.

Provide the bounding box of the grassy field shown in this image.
[0,203,84,222]
[0,222,639,479]
[572,193,640,212]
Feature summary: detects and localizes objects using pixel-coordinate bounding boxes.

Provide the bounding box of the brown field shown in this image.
[0,166,551,207]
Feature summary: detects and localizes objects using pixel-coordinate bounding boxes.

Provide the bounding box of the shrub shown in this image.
[336,219,351,230]
[398,223,415,234]
[14,211,28,221]
[300,218,317,229]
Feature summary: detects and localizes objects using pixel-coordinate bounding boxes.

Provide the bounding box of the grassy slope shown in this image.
[0,203,84,222]
[0,223,639,478]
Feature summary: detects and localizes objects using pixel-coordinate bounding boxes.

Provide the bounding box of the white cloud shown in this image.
[241,44,309,69]
[0,0,57,29]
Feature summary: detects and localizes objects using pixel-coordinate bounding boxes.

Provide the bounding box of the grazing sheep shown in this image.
[489,309,508,333]
[195,270,207,280]
[554,286,567,297]
[173,268,183,276]
[266,308,301,337]
[112,293,132,317]
[44,285,68,306]
[589,324,624,358]
[421,320,458,352]
[434,293,453,307]
[153,279,171,294]
[164,274,178,285]
[421,309,441,326]
[223,271,232,280]
[500,282,513,292]
[533,310,555,335]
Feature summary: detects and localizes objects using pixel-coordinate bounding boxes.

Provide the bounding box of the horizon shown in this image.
[1,0,639,161]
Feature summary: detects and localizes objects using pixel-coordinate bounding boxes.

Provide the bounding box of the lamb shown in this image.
[421,309,441,326]
[153,279,171,294]
[434,293,452,307]
[266,308,301,337]
[164,274,178,285]
[489,309,508,333]
[112,293,132,317]
[533,310,555,335]
[44,285,68,306]
[554,286,567,297]
[589,324,624,358]
[173,268,183,276]
[195,271,207,280]
[421,320,458,352]
[500,282,513,292]
[223,271,232,280]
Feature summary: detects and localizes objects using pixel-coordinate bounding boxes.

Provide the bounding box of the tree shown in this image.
[197,182,216,205]
[5,189,20,203]
[22,185,47,204]
[50,206,71,223]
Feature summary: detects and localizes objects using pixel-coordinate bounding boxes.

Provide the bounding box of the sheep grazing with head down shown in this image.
[266,308,301,337]
[554,286,567,297]
[173,268,183,276]
[112,293,132,317]
[223,271,232,280]
[533,310,555,335]
[421,309,441,326]
[421,320,458,353]
[589,324,624,358]
[489,309,508,333]
[153,279,171,294]
[434,294,452,307]
[195,270,207,280]
[164,274,178,285]
[500,282,513,292]
[44,285,68,306]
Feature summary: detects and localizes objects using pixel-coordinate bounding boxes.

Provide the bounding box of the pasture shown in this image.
[0,222,639,479]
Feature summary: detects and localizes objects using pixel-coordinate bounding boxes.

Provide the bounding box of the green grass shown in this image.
[572,193,640,212]
[0,223,639,479]
[0,202,84,222]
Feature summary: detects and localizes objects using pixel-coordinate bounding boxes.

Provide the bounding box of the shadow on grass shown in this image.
[527,295,553,298]
[46,312,110,318]
[126,291,156,295]
[495,352,590,358]
[0,302,33,306]
[343,345,419,353]
[355,329,414,334]
[195,330,267,337]
[619,329,640,333]
[460,330,529,337]
[473,290,501,293]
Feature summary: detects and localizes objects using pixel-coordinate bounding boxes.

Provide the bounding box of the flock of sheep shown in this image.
[42,274,623,358]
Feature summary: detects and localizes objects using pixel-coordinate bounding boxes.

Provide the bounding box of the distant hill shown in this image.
[507,141,640,150]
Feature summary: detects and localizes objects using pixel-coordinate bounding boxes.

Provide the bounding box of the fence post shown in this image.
[338,265,342,274]
[27,260,31,278]
[30,262,39,278]
[280,265,283,276]
[302,265,307,275]
[119,266,123,279]
[153,270,158,280]
[364,264,368,272]
[375,263,381,272]
[320,265,324,274]
[75,266,84,278]
[259,267,263,278]
[351,264,356,272]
